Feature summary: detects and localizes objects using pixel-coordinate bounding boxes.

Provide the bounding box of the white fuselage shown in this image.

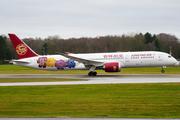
[13,51,178,71]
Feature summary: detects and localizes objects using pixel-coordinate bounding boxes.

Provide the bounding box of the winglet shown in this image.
[8,34,38,59]
[65,51,73,54]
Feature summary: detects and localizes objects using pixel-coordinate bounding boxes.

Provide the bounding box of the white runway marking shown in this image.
[0,74,180,86]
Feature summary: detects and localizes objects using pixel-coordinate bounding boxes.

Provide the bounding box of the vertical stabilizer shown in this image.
[8,34,38,59]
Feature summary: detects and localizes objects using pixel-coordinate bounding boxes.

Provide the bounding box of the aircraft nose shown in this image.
[172,57,179,66]
[170,57,179,66]
[175,60,179,66]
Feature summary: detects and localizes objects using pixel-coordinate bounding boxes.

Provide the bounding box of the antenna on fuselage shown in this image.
[169,46,172,55]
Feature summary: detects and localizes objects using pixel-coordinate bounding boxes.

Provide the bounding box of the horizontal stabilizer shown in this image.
[11,59,30,64]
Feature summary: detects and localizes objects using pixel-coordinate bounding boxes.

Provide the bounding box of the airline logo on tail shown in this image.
[8,33,38,59]
[16,44,27,56]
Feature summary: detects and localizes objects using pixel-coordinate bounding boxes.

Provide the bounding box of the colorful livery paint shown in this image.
[8,34,179,76]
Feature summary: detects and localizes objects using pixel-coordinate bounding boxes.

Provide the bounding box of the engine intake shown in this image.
[103,62,121,72]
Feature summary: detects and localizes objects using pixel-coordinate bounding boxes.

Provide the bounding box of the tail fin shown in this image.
[8,34,38,59]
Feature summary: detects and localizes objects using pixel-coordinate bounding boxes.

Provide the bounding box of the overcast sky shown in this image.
[1,0,180,39]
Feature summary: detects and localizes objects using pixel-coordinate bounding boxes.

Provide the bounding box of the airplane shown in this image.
[8,33,179,76]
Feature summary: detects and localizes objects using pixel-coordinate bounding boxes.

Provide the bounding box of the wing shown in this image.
[58,52,104,67]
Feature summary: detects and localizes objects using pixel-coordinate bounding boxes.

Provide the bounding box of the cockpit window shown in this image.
[168,56,171,58]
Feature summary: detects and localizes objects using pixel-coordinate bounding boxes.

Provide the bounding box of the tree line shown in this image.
[0,32,180,64]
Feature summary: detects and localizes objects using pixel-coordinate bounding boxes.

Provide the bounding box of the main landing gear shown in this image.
[161,66,166,73]
[88,65,97,76]
[88,71,97,76]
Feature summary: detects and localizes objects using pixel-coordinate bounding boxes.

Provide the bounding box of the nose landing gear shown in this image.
[161,66,166,73]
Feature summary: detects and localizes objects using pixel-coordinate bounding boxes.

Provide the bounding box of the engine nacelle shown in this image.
[103,62,121,72]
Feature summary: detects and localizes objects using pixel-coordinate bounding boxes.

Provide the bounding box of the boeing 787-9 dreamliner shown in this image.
[8,34,179,76]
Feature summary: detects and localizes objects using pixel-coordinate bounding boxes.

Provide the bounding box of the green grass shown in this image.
[0,65,180,118]
[0,83,180,118]
[0,78,85,83]
[0,65,180,74]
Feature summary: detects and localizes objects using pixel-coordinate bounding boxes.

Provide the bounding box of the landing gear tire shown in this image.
[88,72,93,76]
[93,72,97,76]
[88,71,97,76]
[161,70,165,73]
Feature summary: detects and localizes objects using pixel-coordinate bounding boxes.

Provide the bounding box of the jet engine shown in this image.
[103,62,121,72]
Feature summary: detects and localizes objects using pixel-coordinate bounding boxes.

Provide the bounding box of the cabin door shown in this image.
[158,54,163,61]
[125,55,130,62]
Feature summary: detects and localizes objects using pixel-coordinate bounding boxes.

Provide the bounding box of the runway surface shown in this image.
[0,74,180,86]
